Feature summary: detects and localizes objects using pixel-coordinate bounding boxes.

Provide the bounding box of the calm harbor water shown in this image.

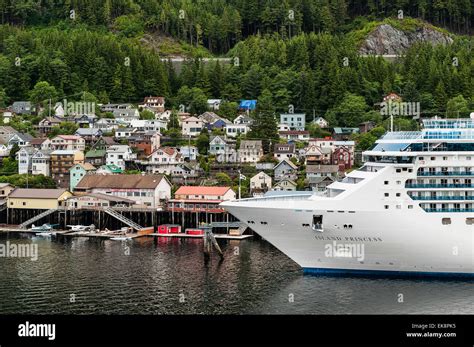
[0,233,472,314]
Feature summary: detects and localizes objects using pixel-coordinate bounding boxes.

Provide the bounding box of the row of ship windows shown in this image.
[395,168,413,173]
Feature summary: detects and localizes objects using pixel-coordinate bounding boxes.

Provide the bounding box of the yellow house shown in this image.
[0,183,15,199]
[7,188,72,209]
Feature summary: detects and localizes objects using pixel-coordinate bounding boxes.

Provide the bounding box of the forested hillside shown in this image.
[0,0,472,53]
[0,0,471,129]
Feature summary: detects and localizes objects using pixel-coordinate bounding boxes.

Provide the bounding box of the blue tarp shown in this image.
[239,100,257,110]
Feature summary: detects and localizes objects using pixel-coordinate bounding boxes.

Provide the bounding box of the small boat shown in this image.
[67,224,96,232]
[30,223,58,232]
[110,236,132,241]
[35,232,52,237]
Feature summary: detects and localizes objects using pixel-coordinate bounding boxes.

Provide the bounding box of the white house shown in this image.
[277,123,290,132]
[233,115,253,125]
[250,171,272,194]
[130,119,167,132]
[273,143,296,161]
[75,174,171,208]
[280,113,306,131]
[139,96,165,112]
[145,147,184,174]
[226,124,249,138]
[179,145,198,161]
[114,127,137,140]
[238,140,263,163]
[93,118,119,133]
[156,110,172,122]
[17,147,36,174]
[181,116,203,137]
[113,108,140,123]
[279,130,310,142]
[207,99,222,111]
[2,111,13,124]
[106,145,136,171]
[313,117,329,128]
[272,178,297,191]
[31,150,51,176]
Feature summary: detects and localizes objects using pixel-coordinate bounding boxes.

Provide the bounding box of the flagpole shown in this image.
[238,169,241,200]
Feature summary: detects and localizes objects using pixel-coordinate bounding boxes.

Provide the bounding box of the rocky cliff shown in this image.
[359,23,453,55]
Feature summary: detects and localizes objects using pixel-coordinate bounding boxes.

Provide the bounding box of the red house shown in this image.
[332,146,352,171]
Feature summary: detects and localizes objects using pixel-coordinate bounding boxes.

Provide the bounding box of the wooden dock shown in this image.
[149,233,253,240]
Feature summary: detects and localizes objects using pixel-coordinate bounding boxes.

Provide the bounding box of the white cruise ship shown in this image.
[221,118,474,277]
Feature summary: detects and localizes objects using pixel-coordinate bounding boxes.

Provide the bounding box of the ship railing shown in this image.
[424,208,474,213]
[235,193,313,202]
[411,196,474,200]
[417,172,474,176]
[406,184,474,189]
[380,132,422,140]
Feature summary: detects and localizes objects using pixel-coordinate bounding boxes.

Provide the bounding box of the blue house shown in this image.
[239,100,257,111]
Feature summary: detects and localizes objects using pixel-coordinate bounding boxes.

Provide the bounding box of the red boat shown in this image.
[157,224,182,234]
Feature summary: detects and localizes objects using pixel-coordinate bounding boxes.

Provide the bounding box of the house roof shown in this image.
[273,179,297,187]
[279,130,310,135]
[30,138,47,145]
[85,149,106,158]
[308,176,336,184]
[332,127,359,134]
[306,165,339,174]
[14,133,34,142]
[9,188,68,199]
[143,96,164,104]
[39,117,62,124]
[75,128,101,136]
[274,158,298,170]
[101,136,117,145]
[239,140,262,149]
[183,116,201,122]
[98,164,123,173]
[150,147,177,157]
[175,186,232,196]
[75,174,166,190]
[54,135,83,141]
[73,163,96,171]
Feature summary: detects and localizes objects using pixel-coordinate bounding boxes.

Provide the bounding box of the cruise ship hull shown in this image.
[221,202,474,277]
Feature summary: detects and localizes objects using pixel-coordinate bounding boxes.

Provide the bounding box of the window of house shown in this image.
[384,181,389,185]
[384,193,389,197]
[384,205,389,209]
[442,218,451,225]
[396,193,401,197]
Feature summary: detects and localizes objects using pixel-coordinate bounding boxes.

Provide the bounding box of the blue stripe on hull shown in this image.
[303,267,474,279]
